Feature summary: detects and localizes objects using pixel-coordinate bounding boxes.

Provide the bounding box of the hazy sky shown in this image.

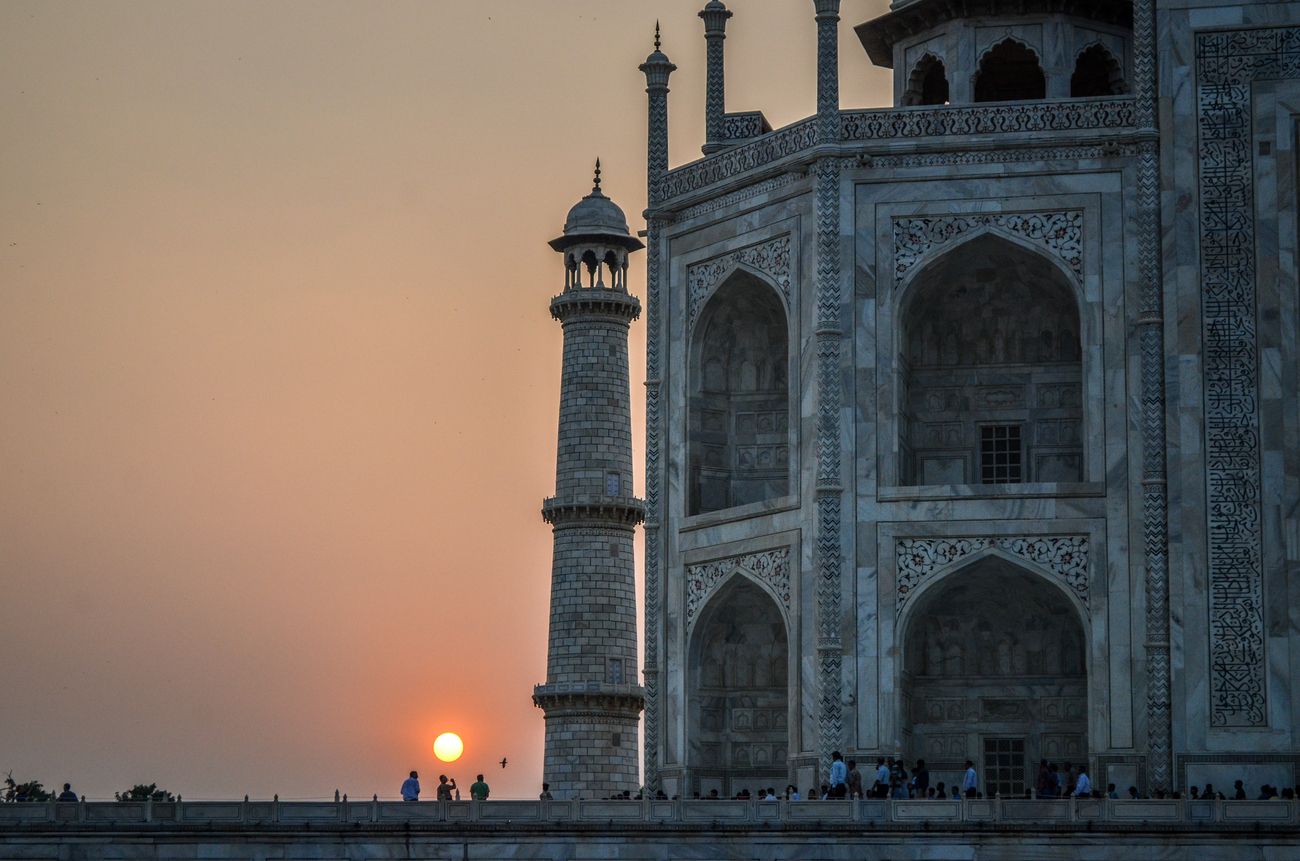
[0,0,891,800]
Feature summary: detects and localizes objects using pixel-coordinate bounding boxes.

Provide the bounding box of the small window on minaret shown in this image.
[605,472,621,496]
[608,657,624,684]
[612,733,622,748]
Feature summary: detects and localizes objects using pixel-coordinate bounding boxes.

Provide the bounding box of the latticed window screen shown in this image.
[980,424,1023,483]
[983,738,1026,798]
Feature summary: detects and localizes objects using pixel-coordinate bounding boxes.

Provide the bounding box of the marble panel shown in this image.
[378,801,443,822]
[277,803,341,821]
[892,799,961,821]
[1000,799,1072,821]
[1107,800,1181,820]
[178,803,243,822]
[785,800,853,821]
[478,801,543,821]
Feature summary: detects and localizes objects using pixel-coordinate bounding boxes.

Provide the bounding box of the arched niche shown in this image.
[900,556,1088,797]
[688,271,791,516]
[1070,44,1126,97]
[973,39,1046,102]
[903,54,949,106]
[897,232,1083,487]
[688,576,789,797]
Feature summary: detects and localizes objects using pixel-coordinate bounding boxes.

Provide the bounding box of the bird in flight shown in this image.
[499,758,508,769]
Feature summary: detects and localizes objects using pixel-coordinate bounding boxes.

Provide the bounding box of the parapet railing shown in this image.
[658,96,1138,203]
[1,796,1296,828]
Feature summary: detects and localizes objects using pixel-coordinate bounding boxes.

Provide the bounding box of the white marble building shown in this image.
[628,0,1300,799]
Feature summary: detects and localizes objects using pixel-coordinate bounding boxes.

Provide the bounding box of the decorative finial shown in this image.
[593,158,602,193]
[654,20,661,51]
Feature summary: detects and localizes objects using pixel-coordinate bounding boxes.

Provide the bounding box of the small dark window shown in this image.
[974,39,1046,102]
[608,657,624,684]
[980,425,1023,483]
[983,738,1026,798]
[605,472,621,496]
[612,733,622,748]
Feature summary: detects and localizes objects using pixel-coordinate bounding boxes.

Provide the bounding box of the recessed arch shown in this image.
[898,556,1089,797]
[902,53,949,106]
[896,232,1084,487]
[688,270,791,516]
[1071,43,1127,97]
[688,576,790,797]
[973,38,1046,102]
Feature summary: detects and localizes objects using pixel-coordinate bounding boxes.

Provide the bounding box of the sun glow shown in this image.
[433,732,463,763]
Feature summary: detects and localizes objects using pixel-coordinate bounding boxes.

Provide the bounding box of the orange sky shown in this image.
[0,0,890,800]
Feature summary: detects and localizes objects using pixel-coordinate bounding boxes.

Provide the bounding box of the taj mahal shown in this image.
[532,0,1300,804]
[9,0,1300,857]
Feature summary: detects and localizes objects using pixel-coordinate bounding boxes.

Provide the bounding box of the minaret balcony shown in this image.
[541,495,646,527]
[532,681,646,717]
[549,288,641,323]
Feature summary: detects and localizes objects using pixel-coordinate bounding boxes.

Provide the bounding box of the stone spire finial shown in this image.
[699,0,732,155]
[593,158,602,193]
[813,0,841,142]
[640,22,677,202]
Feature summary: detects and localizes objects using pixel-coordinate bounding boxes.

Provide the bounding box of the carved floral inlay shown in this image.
[896,535,1089,614]
[686,236,791,331]
[893,211,1083,287]
[686,547,791,630]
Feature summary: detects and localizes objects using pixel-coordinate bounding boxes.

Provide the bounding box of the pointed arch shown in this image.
[687,576,790,797]
[899,544,1090,629]
[1071,43,1127,97]
[897,555,1090,795]
[902,53,949,106]
[688,269,792,515]
[896,223,1084,314]
[973,38,1046,102]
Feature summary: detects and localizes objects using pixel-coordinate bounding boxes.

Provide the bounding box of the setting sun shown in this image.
[433,732,463,763]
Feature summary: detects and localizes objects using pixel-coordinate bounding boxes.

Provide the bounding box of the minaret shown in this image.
[533,162,645,800]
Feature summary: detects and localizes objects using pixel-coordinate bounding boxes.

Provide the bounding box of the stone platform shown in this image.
[3,798,1300,860]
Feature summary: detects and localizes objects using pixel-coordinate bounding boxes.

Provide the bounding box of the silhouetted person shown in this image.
[436,775,456,801]
[56,784,78,803]
[962,760,978,798]
[1073,765,1092,797]
[1234,779,1246,800]
[846,760,863,799]
[828,751,847,798]
[913,759,930,798]
[539,783,553,800]
[469,774,490,801]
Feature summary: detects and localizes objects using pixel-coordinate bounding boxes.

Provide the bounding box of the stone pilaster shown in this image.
[1132,0,1171,792]
[640,31,674,796]
[700,1,732,154]
[812,1,845,775]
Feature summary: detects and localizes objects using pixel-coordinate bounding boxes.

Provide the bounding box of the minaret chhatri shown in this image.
[533,162,645,800]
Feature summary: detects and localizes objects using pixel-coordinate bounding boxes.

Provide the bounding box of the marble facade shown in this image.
[635,0,1300,799]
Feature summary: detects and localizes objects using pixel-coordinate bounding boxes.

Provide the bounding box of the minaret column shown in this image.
[534,164,646,801]
[700,1,732,154]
